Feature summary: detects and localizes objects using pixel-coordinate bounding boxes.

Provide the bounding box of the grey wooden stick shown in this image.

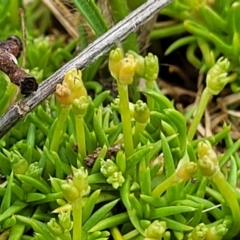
[0,0,172,138]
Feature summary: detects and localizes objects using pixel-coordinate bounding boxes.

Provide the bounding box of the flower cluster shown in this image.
[55,68,89,116]
[109,48,136,85]
[100,159,125,189]
[61,166,90,202]
[47,210,73,239]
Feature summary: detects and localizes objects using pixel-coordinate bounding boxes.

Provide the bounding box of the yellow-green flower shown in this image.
[144,53,159,82]
[197,141,219,178]
[47,218,63,236]
[127,51,159,82]
[72,96,90,117]
[100,159,119,178]
[176,161,197,181]
[144,220,166,240]
[63,69,87,100]
[107,171,125,189]
[109,48,137,85]
[71,166,90,197]
[118,54,137,85]
[55,69,87,106]
[55,82,71,106]
[61,179,81,202]
[109,47,124,80]
[4,150,29,174]
[134,100,150,123]
[206,57,230,95]
[58,210,73,232]
[188,223,208,240]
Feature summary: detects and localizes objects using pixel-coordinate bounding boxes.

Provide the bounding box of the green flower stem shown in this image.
[133,122,146,147]
[72,198,82,240]
[75,117,86,158]
[50,107,70,152]
[187,88,211,141]
[117,82,134,157]
[212,171,240,238]
[146,81,155,110]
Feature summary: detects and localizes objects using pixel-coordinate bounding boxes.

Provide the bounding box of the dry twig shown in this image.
[0,0,172,138]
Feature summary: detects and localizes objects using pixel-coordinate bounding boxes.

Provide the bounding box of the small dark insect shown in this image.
[0,36,38,95]
[190,178,198,184]
[66,174,73,181]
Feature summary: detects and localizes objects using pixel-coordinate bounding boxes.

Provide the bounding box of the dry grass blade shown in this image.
[41,0,79,38]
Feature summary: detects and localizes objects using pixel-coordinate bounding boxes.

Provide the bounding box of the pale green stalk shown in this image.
[72,199,82,240]
[187,88,211,141]
[118,83,134,157]
[146,81,155,110]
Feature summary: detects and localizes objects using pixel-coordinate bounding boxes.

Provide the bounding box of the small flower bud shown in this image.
[26,162,43,178]
[128,51,145,77]
[55,83,71,106]
[198,141,218,164]
[176,162,197,181]
[72,96,90,117]
[56,69,87,106]
[61,179,81,202]
[118,54,136,85]
[107,171,125,189]
[206,57,230,95]
[109,48,124,80]
[134,100,150,123]
[206,223,228,240]
[63,69,87,100]
[71,166,90,197]
[144,220,166,239]
[198,156,218,178]
[188,223,208,240]
[8,150,29,174]
[100,159,119,177]
[58,210,73,232]
[144,53,159,82]
[197,141,219,178]
[47,218,63,236]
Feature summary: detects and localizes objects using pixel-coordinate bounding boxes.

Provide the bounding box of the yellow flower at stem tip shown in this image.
[109,48,137,84]
[55,68,87,106]
[72,96,89,117]
[55,82,71,106]
[176,162,197,181]
[63,68,87,100]
[118,54,137,85]
[144,53,159,82]
[109,48,124,80]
